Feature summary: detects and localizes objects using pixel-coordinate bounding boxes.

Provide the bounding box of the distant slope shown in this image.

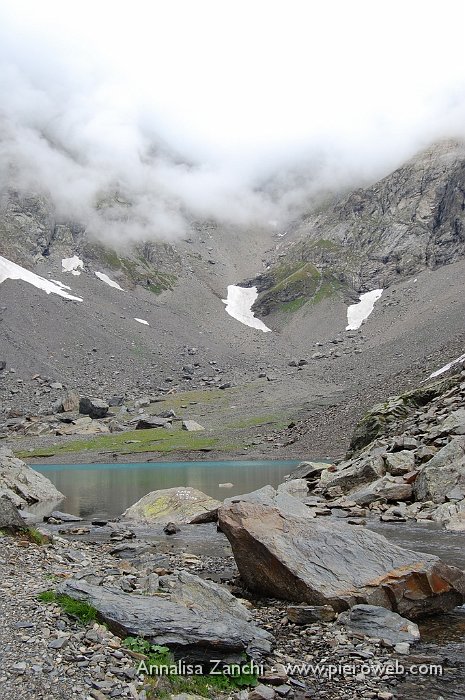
[251,140,465,317]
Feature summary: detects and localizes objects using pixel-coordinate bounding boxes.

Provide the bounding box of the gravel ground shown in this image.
[0,525,444,700]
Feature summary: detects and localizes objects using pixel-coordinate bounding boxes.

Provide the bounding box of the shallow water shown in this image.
[369,520,465,700]
[32,459,300,519]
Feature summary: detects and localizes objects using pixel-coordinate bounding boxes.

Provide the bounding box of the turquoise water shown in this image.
[32,459,301,519]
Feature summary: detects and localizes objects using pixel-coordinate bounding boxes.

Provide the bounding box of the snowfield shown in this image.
[0,255,82,302]
[346,289,383,330]
[95,271,124,291]
[222,285,271,332]
[62,256,84,275]
[429,352,465,379]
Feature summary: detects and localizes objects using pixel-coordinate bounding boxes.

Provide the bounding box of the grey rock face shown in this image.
[57,572,273,659]
[251,140,465,315]
[0,447,64,508]
[218,501,465,618]
[338,605,420,646]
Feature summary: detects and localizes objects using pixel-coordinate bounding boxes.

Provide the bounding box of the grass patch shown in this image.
[38,591,98,624]
[26,528,49,545]
[268,261,320,294]
[279,297,308,312]
[16,426,219,459]
[227,413,283,429]
[124,637,258,699]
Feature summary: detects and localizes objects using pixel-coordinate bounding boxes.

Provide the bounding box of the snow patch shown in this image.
[62,256,84,275]
[95,271,124,291]
[428,353,465,379]
[51,279,72,291]
[222,285,272,332]
[0,255,82,302]
[134,318,149,325]
[346,289,383,330]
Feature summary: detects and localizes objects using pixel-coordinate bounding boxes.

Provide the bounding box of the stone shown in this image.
[122,487,221,525]
[58,572,273,659]
[319,455,385,494]
[134,415,171,430]
[0,447,64,508]
[46,511,82,523]
[384,451,415,476]
[182,420,205,432]
[394,642,411,654]
[218,501,465,618]
[288,461,330,481]
[79,397,109,419]
[338,605,420,645]
[286,605,336,624]
[249,685,276,700]
[348,476,413,505]
[61,390,80,412]
[224,485,314,519]
[0,495,28,532]
[414,437,465,503]
[163,522,180,535]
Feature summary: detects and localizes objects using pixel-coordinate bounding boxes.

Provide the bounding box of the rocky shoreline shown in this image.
[1,364,465,700]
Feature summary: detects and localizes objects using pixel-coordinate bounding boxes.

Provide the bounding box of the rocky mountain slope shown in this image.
[251,139,465,317]
[1,140,465,461]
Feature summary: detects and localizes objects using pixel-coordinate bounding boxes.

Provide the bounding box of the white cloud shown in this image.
[1,0,465,244]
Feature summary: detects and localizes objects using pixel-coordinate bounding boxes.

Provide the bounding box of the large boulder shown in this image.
[348,475,413,505]
[319,454,386,495]
[122,487,221,525]
[218,502,465,618]
[338,605,420,646]
[57,571,273,660]
[414,437,465,503]
[0,447,64,508]
[224,485,313,518]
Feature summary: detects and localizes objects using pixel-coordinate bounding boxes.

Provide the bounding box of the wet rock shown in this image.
[164,522,180,535]
[338,604,420,645]
[122,487,221,525]
[46,511,82,523]
[58,572,273,659]
[218,501,465,618]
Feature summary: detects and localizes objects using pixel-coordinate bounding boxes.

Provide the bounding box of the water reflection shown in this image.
[31,460,300,519]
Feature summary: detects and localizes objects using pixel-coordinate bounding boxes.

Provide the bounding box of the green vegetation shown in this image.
[123,637,258,699]
[26,528,49,545]
[227,413,285,429]
[16,426,219,459]
[37,591,98,624]
[279,297,308,312]
[268,261,321,294]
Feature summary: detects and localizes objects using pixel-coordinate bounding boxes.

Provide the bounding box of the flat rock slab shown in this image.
[338,604,420,645]
[58,571,273,659]
[218,502,465,618]
[122,487,221,525]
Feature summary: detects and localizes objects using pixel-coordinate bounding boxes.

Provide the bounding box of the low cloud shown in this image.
[1,1,465,245]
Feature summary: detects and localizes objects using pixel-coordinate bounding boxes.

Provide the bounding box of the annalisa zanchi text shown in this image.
[137,659,444,679]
